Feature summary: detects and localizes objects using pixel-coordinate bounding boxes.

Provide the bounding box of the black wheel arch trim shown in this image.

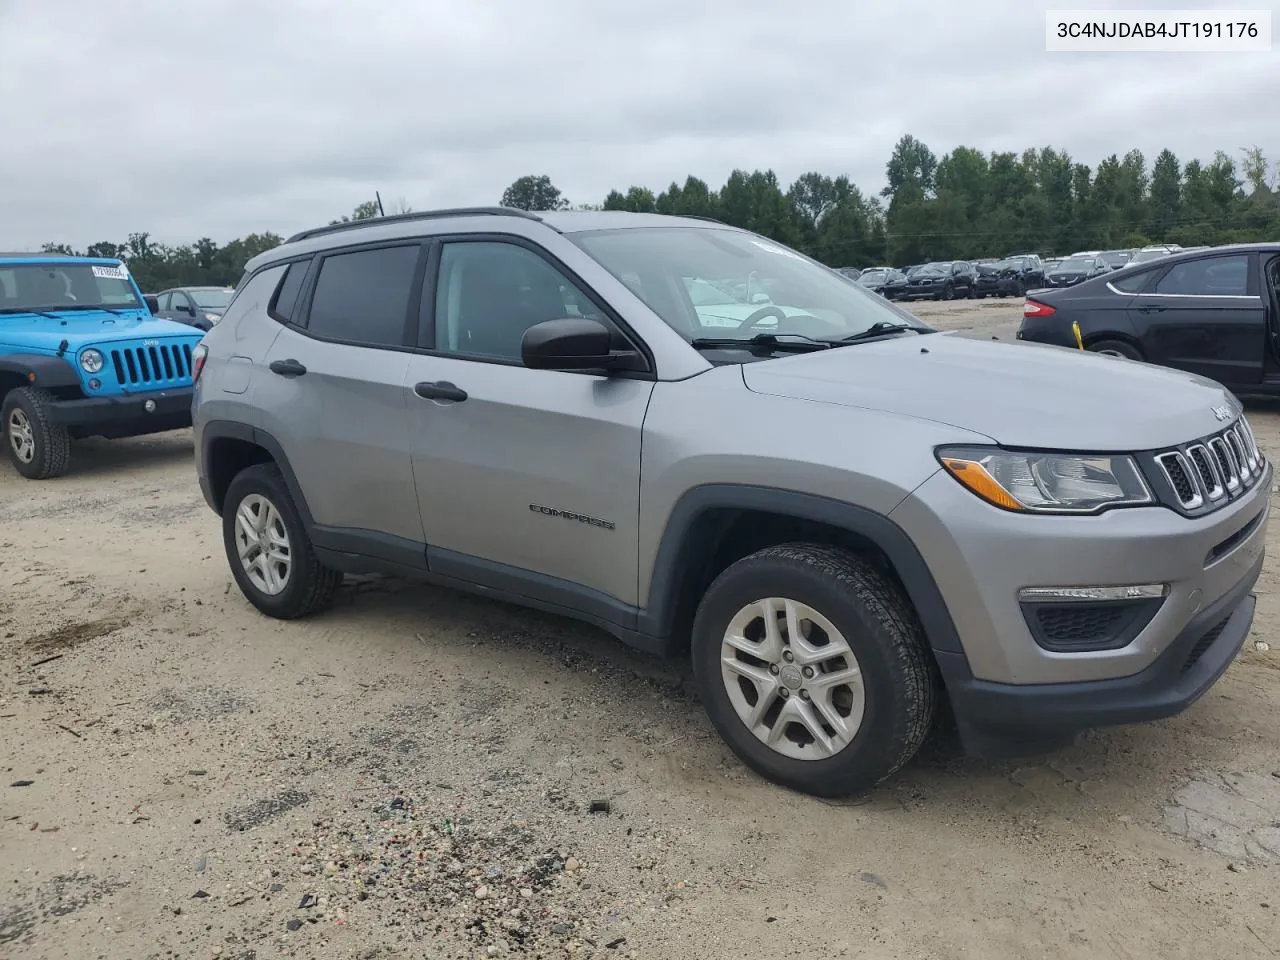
[200,420,317,528]
[0,355,82,390]
[639,483,965,655]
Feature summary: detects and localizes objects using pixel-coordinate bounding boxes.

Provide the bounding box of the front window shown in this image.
[1128,250,1169,265]
[1098,251,1130,268]
[915,262,952,276]
[189,288,234,310]
[0,261,141,313]
[571,226,927,341]
[1056,257,1097,271]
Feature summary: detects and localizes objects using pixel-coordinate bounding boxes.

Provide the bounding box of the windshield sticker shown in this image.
[749,239,807,262]
[91,264,127,280]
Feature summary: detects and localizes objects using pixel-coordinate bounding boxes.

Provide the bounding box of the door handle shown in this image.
[414,380,468,402]
[268,358,307,377]
[1136,306,1167,314]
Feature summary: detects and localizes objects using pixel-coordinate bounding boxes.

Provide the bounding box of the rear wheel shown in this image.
[223,463,343,619]
[1088,339,1143,361]
[690,544,938,798]
[2,387,71,479]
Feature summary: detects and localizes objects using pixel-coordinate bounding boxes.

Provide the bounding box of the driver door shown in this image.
[403,237,654,614]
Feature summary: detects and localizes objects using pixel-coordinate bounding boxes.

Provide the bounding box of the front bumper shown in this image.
[890,460,1270,750]
[900,284,946,300]
[47,388,194,439]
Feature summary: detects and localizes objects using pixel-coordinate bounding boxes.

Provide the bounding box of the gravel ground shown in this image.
[3,298,1280,959]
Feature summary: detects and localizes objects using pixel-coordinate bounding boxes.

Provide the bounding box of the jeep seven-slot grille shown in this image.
[1154,417,1265,514]
[109,343,194,387]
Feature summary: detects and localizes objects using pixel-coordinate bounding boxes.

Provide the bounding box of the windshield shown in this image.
[916,262,952,276]
[859,268,889,281]
[0,261,141,313]
[571,226,927,340]
[1055,257,1096,271]
[994,258,1025,270]
[189,288,234,310]
[1098,251,1130,267]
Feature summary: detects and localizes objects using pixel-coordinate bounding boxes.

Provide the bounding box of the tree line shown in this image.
[37,136,1280,288]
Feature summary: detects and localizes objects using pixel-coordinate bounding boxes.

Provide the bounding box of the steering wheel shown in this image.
[737,305,789,329]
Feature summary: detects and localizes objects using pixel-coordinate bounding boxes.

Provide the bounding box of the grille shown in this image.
[1035,605,1129,644]
[109,342,194,387]
[1180,612,1232,674]
[1155,417,1265,513]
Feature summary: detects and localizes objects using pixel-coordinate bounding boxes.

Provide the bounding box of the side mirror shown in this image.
[521,318,634,371]
[177,303,194,314]
[143,295,159,313]
[749,292,770,304]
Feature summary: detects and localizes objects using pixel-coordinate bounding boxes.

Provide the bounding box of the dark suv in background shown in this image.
[898,261,978,300]
[974,255,1045,298]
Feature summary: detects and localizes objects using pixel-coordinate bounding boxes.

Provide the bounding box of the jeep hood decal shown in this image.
[741,332,1239,451]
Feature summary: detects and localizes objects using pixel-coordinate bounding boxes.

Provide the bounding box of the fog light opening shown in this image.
[144,399,157,413]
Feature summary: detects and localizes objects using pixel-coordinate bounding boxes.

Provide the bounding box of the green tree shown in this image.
[500,175,569,211]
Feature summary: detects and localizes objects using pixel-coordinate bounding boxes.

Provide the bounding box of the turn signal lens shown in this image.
[940,457,1025,511]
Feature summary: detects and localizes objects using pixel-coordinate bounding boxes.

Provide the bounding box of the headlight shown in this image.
[937,446,1153,514]
[80,348,104,373]
[204,312,221,324]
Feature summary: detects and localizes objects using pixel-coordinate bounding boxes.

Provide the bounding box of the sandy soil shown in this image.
[3,299,1280,959]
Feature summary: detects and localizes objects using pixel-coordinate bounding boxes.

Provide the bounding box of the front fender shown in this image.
[0,354,82,390]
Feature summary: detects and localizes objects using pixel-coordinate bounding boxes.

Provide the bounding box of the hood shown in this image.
[740,331,1239,451]
[0,308,200,349]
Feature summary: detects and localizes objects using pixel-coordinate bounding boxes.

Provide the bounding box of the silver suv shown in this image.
[192,208,1270,797]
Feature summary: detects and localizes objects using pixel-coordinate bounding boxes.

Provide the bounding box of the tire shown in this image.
[966,285,976,299]
[2,387,72,479]
[222,462,342,619]
[1088,339,1143,361]
[690,543,938,798]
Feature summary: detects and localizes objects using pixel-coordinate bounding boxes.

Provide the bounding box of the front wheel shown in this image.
[222,463,343,619]
[2,387,71,479]
[690,544,938,798]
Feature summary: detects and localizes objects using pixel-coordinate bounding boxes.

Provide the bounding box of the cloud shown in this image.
[0,0,1273,248]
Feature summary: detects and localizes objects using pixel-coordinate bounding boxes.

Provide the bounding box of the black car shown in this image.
[974,256,1046,298]
[897,260,978,301]
[856,266,905,298]
[1016,243,1280,397]
[145,285,235,331]
[1041,255,1111,288]
[883,265,919,300]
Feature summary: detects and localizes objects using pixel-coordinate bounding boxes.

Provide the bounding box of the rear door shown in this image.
[1127,252,1266,387]
[255,241,428,551]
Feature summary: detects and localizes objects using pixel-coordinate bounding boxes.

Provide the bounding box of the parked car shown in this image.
[1018,243,1280,398]
[193,206,1267,798]
[1097,249,1134,271]
[855,267,905,298]
[0,252,205,478]
[1042,255,1111,288]
[974,256,1043,299]
[897,260,978,300]
[147,285,236,331]
[1042,257,1064,274]
[1126,244,1183,268]
[882,265,921,300]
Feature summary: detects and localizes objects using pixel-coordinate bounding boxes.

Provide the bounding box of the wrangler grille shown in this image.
[1155,418,1265,514]
[109,343,195,387]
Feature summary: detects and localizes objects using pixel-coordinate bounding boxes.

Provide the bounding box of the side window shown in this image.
[156,292,171,310]
[269,259,310,324]
[1110,269,1156,294]
[432,240,608,362]
[305,244,421,347]
[1154,255,1250,297]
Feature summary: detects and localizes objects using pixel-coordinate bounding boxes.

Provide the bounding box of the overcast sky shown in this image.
[0,0,1274,249]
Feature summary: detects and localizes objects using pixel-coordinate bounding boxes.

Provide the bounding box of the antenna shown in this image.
[375,191,385,217]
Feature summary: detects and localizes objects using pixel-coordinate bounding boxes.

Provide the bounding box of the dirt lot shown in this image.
[4,298,1280,959]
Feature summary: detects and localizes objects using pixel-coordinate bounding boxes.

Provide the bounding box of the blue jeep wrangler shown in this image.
[0,253,206,479]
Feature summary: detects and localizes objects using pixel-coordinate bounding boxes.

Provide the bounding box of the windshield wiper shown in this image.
[836,322,921,343]
[0,306,61,319]
[689,333,832,353]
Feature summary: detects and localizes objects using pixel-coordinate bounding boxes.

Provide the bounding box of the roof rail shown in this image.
[284,206,545,245]
[680,215,729,225]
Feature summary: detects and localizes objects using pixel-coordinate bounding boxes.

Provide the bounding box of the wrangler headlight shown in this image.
[80,348,104,373]
[937,446,1153,514]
